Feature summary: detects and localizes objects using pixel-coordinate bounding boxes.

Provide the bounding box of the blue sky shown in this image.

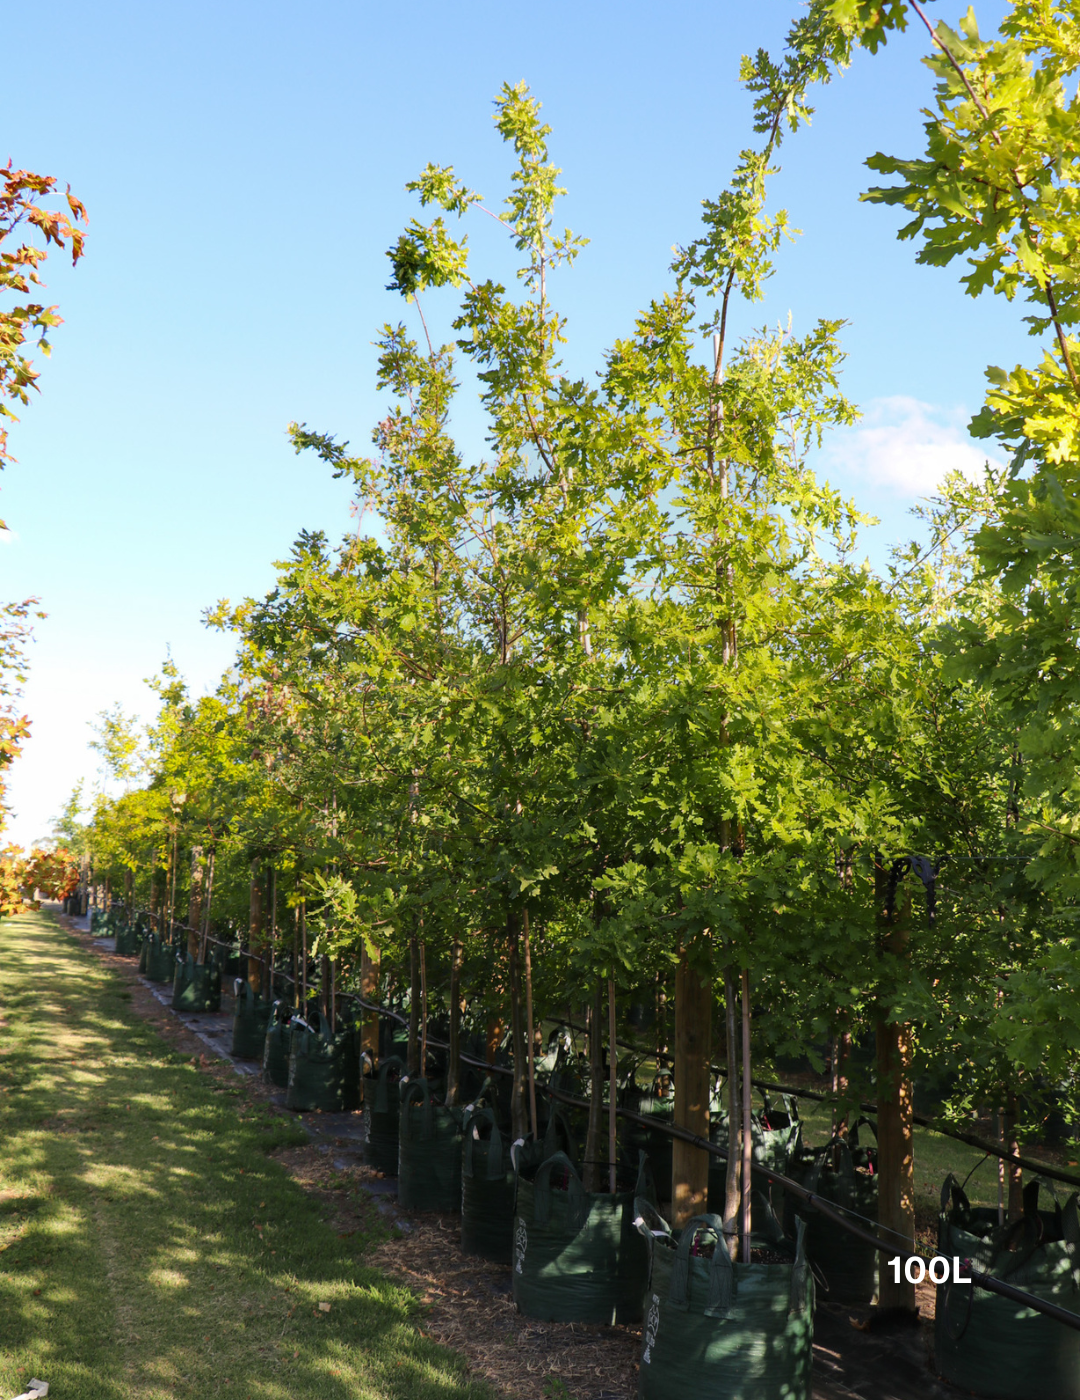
[3,0,1025,845]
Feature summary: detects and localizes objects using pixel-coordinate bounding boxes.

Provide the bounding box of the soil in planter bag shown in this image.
[230,979,271,1057]
[461,1105,515,1262]
[513,1149,654,1325]
[635,1199,814,1400]
[262,1001,293,1087]
[397,1079,463,1212]
[783,1124,878,1307]
[363,1055,405,1174]
[172,954,222,1012]
[935,1174,1080,1400]
[285,1009,361,1112]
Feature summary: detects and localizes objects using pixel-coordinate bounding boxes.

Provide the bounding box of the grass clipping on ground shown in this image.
[0,910,492,1400]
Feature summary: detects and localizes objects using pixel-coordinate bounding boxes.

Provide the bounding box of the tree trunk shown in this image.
[321,953,332,1030]
[123,869,132,919]
[486,1017,503,1066]
[608,977,618,1194]
[524,910,538,1138]
[247,863,265,995]
[875,858,916,1313]
[723,967,741,1252]
[508,910,528,1141]
[408,933,421,1076]
[740,969,753,1261]
[361,939,380,1060]
[187,846,204,958]
[672,948,712,1226]
[446,939,464,1106]
[1005,1093,1023,1222]
[584,980,605,1191]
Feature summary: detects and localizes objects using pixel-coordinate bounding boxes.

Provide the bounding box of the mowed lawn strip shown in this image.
[0,911,492,1400]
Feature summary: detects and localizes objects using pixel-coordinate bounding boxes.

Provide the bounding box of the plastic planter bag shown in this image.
[363,1056,405,1174]
[784,1129,878,1307]
[230,980,272,1058]
[461,1105,515,1262]
[397,1079,463,1213]
[171,954,221,1012]
[262,1002,293,1088]
[143,936,175,983]
[115,923,140,957]
[635,1201,813,1400]
[935,1175,1080,1400]
[513,1149,654,1325]
[285,1010,361,1112]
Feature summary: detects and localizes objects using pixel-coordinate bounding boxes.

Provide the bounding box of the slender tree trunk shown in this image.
[508,910,528,1141]
[672,948,712,1226]
[321,953,332,1030]
[875,857,916,1313]
[723,968,741,1253]
[408,933,421,1076]
[1005,1093,1023,1222]
[446,939,464,1106]
[187,846,204,958]
[998,1106,1007,1226]
[247,863,265,995]
[524,910,538,1138]
[486,1017,502,1066]
[608,977,618,1194]
[419,938,428,1074]
[740,969,753,1262]
[123,869,132,919]
[584,980,605,1191]
[361,939,380,1059]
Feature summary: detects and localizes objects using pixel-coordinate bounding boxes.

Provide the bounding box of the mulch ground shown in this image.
[62,911,966,1400]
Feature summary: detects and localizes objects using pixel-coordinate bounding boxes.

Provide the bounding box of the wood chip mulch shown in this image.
[368,1211,639,1400]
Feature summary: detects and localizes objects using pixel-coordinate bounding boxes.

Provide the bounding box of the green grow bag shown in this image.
[285,1010,361,1112]
[171,954,222,1012]
[231,980,272,1058]
[935,1175,1080,1400]
[784,1124,878,1307]
[398,1079,463,1213]
[137,938,150,973]
[143,936,175,983]
[115,923,140,957]
[362,1056,405,1174]
[513,1149,654,1325]
[461,1106,515,1262]
[262,1002,293,1088]
[636,1201,814,1400]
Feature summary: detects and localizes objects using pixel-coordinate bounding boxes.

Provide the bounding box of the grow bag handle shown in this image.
[462,1105,505,1181]
[633,1196,672,1292]
[541,1106,579,1166]
[400,1077,436,1142]
[807,1135,857,1208]
[532,1150,587,1229]
[373,1055,405,1114]
[668,1214,733,1318]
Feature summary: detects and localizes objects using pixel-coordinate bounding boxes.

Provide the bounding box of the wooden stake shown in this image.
[419,940,428,1075]
[608,977,618,1195]
[740,968,752,1263]
[723,968,741,1255]
[447,939,463,1106]
[584,980,604,1192]
[524,908,538,1139]
[672,948,712,1226]
[508,909,528,1141]
[408,932,421,1076]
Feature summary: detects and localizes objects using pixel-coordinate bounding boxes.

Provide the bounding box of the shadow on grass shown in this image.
[0,913,492,1400]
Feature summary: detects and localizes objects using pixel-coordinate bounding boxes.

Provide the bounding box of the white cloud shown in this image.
[822,396,1004,496]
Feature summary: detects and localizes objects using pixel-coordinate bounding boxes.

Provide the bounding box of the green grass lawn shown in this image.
[0,910,491,1400]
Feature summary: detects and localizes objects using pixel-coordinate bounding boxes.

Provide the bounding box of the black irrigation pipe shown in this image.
[558,1016,1080,1192]
[123,909,1080,1190]
[105,913,1080,1334]
[333,991,1080,1336]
